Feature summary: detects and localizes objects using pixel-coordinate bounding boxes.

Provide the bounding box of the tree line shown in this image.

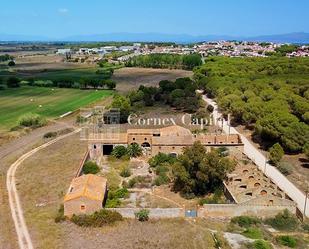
[125,53,202,70]
[0,76,116,90]
[194,56,309,153]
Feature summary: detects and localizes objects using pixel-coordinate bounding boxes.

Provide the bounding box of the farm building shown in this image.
[87,125,244,159]
[64,174,107,217]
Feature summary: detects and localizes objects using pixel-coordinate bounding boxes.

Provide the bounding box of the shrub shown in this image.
[149,152,176,168]
[265,209,299,231]
[43,131,57,139]
[242,227,263,239]
[231,216,261,228]
[302,222,309,232]
[199,188,225,204]
[83,161,100,174]
[105,188,129,208]
[135,209,150,221]
[6,76,20,88]
[119,166,131,177]
[153,174,169,186]
[111,145,128,158]
[277,162,293,175]
[71,209,123,227]
[127,143,143,157]
[276,235,297,248]
[128,177,137,188]
[252,240,272,249]
[18,113,47,127]
[54,205,65,223]
[33,80,54,87]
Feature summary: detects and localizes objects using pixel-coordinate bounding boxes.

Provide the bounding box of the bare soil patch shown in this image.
[113,67,193,93]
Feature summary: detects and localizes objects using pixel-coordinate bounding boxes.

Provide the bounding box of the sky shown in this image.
[1,0,309,38]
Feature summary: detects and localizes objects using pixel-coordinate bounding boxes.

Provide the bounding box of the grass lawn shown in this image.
[0,86,113,130]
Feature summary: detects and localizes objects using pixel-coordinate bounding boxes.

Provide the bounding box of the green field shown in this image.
[0,86,113,131]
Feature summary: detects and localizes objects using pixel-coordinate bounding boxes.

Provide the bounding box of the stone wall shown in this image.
[107,208,185,218]
[198,204,296,219]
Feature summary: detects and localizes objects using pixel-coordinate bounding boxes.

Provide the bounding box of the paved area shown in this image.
[203,95,309,217]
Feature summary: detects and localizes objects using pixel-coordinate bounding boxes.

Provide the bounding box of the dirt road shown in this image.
[6,128,80,249]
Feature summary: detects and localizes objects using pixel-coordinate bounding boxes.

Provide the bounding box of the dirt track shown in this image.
[6,128,80,249]
[0,120,75,249]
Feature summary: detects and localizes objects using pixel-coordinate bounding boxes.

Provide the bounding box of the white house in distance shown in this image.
[56,48,71,55]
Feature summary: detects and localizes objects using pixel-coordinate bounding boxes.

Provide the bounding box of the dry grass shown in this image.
[62,218,217,249]
[15,133,86,249]
[112,67,193,93]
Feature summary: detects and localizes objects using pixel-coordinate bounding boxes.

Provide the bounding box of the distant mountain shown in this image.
[0,34,51,42]
[0,32,308,44]
[246,32,309,44]
[62,32,309,44]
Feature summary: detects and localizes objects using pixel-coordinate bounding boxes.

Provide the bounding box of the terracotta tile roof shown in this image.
[64,174,107,202]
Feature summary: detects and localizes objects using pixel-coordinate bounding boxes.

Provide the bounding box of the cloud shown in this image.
[58,8,69,14]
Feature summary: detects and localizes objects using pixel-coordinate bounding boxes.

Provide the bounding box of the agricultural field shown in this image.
[112,67,193,93]
[0,86,112,131]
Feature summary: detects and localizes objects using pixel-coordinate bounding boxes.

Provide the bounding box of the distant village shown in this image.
[56,41,309,63]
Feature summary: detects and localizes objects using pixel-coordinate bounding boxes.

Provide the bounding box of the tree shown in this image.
[111,145,128,158]
[111,95,131,123]
[6,77,20,88]
[269,143,284,166]
[127,143,143,158]
[105,80,116,89]
[8,60,15,66]
[172,142,236,196]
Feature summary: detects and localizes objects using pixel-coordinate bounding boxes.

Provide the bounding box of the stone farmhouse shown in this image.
[64,174,107,217]
[88,125,243,160]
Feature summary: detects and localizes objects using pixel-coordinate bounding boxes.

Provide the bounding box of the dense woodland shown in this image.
[125,53,202,70]
[194,57,309,153]
[110,77,204,123]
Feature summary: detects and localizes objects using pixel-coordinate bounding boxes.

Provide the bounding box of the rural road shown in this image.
[202,94,309,217]
[6,128,80,249]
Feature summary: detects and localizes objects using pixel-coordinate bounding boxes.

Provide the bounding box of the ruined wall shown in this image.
[107,208,185,218]
[198,204,296,219]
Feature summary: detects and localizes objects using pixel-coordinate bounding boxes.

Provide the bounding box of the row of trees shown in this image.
[125,53,202,70]
[0,54,14,62]
[0,76,116,90]
[194,57,309,153]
